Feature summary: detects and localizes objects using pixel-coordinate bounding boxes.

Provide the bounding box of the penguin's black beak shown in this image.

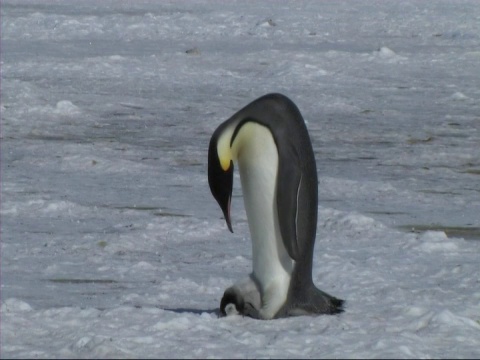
[208,141,234,233]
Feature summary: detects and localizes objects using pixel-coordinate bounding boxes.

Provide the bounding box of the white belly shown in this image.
[235,123,294,309]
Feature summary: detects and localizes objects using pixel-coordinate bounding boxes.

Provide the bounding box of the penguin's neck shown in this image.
[234,123,294,288]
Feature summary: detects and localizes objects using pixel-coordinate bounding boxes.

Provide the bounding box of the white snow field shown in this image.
[1,0,480,358]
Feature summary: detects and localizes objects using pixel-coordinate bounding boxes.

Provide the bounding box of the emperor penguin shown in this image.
[208,93,344,319]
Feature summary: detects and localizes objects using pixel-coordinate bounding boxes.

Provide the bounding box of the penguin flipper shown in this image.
[276,144,302,261]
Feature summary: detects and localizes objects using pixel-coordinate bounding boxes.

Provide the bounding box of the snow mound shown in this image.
[55,100,81,115]
[417,231,459,252]
[371,46,407,62]
[1,298,33,313]
[450,91,471,101]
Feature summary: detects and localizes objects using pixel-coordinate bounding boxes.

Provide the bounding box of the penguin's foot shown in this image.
[285,297,344,317]
[310,288,344,315]
[282,286,344,317]
[329,296,345,314]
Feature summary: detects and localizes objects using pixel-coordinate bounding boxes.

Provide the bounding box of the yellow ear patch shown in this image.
[219,154,231,171]
[217,121,272,171]
[216,125,236,171]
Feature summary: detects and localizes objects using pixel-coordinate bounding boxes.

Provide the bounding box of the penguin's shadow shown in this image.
[160,307,220,316]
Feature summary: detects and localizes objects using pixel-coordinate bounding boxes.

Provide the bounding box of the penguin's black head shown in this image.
[208,129,234,233]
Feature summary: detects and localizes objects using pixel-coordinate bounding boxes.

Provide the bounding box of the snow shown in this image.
[1,0,480,358]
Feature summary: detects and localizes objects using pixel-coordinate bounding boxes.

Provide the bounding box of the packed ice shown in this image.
[1,0,479,358]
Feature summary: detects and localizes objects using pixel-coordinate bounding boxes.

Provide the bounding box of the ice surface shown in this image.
[1,0,480,358]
